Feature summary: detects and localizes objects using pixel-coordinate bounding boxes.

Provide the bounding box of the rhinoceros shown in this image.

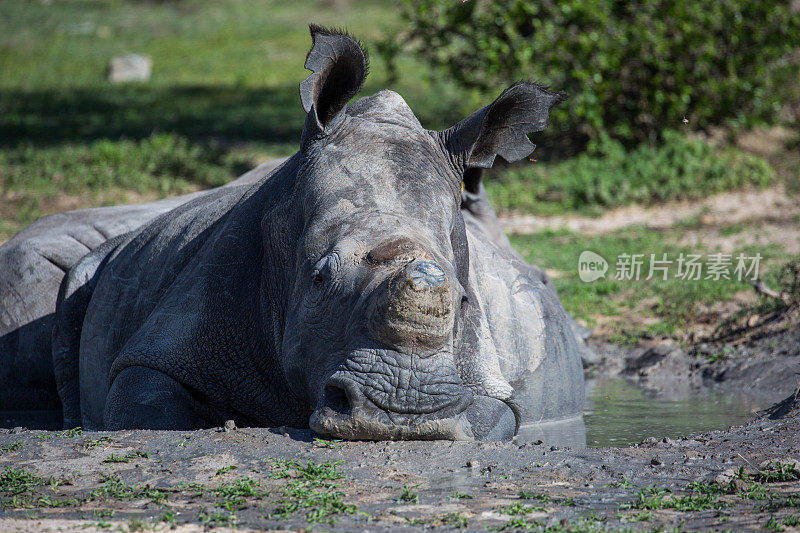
[0,159,286,417]
[6,26,584,441]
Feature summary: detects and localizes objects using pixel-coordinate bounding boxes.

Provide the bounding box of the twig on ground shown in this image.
[749,279,795,306]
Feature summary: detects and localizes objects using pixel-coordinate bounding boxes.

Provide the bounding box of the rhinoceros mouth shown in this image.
[325,374,471,417]
[307,370,475,441]
[309,404,475,441]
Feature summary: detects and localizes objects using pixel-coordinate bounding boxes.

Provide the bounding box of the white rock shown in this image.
[107,54,152,83]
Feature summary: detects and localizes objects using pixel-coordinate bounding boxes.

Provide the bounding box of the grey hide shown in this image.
[0,160,285,412]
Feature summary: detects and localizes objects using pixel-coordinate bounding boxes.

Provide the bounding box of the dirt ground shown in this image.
[1,322,799,532]
[1,385,798,532]
[499,186,800,253]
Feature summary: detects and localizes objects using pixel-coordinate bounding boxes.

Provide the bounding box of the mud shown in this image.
[1,375,799,531]
[0,401,798,531]
[2,325,798,531]
[589,328,800,405]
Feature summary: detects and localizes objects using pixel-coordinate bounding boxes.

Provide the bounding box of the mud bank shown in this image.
[0,390,798,532]
[588,328,800,404]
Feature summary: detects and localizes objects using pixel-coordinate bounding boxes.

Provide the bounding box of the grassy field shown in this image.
[1,0,797,343]
[513,223,792,343]
[0,0,476,234]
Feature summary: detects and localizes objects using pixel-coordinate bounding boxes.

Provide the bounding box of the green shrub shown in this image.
[389,0,800,142]
[485,130,774,215]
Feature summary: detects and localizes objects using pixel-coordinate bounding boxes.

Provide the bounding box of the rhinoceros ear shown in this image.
[299,24,368,137]
[440,83,567,170]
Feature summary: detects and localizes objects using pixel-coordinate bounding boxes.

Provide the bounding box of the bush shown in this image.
[389,0,800,142]
[485,130,774,214]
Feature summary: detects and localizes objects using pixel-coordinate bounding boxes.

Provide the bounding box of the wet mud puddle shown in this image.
[515,377,776,448]
[583,377,773,447]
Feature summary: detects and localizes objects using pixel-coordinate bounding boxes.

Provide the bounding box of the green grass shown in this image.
[763,493,800,512]
[90,474,168,503]
[35,495,81,508]
[102,451,148,463]
[213,477,265,513]
[0,441,25,453]
[0,468,44,495]
[0,0,476,241]
[398,484,420,504]
[199,508,236,526]
[34,427,83,440]
[746,462,800,484]
[268,459,359,524]
[442,512,469,529]
[84,436,113,449]
[0,134,258,238]
[485,130,775,216]
[0,468,83,509]
[160,510,177,525]
[92,509,115,529]
[498,501,547,515]
[510,223,788,338]
[214,465,238,477]
[634,485,729,511]
[518,490,551,502]
[313,438,344,448]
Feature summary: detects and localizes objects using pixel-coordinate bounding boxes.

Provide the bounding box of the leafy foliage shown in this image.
[389,0,800,142]
[485,130,774,215]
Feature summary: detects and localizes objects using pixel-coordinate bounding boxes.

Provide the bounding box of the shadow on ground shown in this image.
[0,85,304,146]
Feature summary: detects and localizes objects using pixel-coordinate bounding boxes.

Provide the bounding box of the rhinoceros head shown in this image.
[274,26,565,440]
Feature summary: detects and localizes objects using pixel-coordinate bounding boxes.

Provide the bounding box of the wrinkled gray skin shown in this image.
[10,27,584,441]
[0,160,284,412]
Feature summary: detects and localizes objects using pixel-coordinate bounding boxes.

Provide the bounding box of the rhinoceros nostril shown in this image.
[323,384,351,416]
[405,260,446,290]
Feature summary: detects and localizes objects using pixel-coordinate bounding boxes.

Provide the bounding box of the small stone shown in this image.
[224,420,237,432]
[533,440,543,445]
[107,54,152,83]
[467,460,480,469]
[550,446,559,451]
[650,456,662,466]
[714,467,741,485]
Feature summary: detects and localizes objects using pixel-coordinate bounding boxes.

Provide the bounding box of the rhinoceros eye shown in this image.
[311,252,341,288]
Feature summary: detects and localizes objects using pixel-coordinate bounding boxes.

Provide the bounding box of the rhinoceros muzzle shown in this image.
[368,259,455,351]
[309,375,475,441]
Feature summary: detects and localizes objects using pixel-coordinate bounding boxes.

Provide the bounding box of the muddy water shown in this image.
[513,377,776,448]
[582,377,772,447]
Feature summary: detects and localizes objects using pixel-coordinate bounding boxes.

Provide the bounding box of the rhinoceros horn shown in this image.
[299,24,369,137]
